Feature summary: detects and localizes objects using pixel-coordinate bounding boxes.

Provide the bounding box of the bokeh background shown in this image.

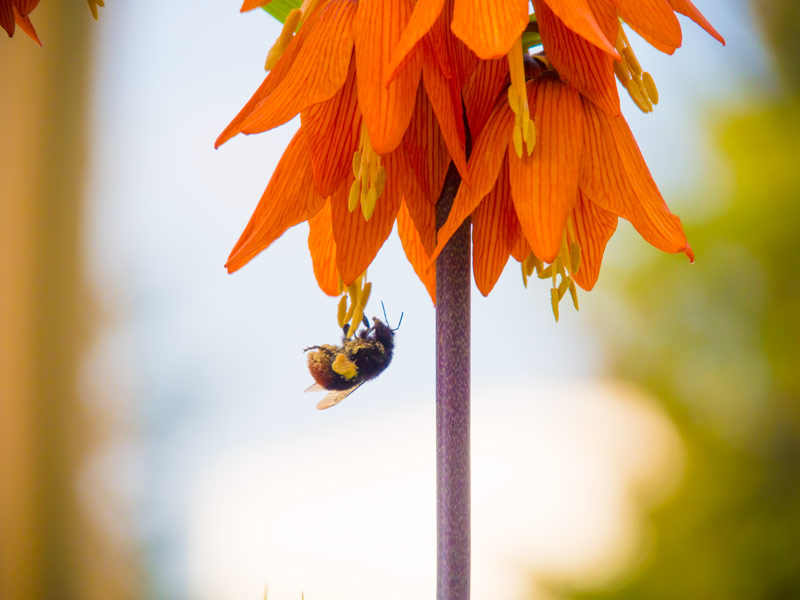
[1,1,797,599]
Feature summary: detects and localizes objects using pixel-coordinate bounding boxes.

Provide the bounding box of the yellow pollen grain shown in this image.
[332,353,358,380]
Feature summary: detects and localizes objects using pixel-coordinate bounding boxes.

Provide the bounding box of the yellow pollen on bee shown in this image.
[614,24,659,113]
[521,228,582,322]
[349,122,386,221]
[337,271,373,338]
[332,353,358,379]
[507,38,536,158]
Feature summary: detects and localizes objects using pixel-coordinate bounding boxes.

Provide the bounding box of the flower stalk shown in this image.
[436,162,471,600]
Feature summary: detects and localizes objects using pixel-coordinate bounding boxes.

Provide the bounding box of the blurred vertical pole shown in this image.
[0,4,137,600]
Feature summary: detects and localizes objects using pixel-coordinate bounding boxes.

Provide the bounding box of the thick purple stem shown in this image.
[435,163,470,600]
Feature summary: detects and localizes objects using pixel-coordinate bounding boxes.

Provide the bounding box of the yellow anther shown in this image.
[265,9,303,71]
[523,237,582,321]
[615,23,659,113]
[350,123,384,221]
[338,272,373,338]
[337,295,348,328]
[507,38,536,158]
[332,353,358,379]
[642,72,659,104]
[550,288,560,322]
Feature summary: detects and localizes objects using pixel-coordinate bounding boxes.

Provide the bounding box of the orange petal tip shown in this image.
[684,245,695,263]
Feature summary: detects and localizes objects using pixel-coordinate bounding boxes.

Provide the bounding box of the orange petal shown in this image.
[1,1,15,37]
[463,57,509,140]
[397,200,436,303]
[668,0,725,45]
[385,0,444,85]
[331,149,404,284]
[239,0,357,136]
[472,163,518,295]
[240,0,269,11]
[13,8,40,45]
[616,0,681,54]
[539,0,619,56]
[428,98,515,262]
[307,199,341,296]
[508,77,583,263]
[393,142,437,254]
[15,0,40,17]
[428,0,479,94]
[568,190,617,290]
[510,224,531,261]
[354,0,422,155]
[579,97,689,254]
[420,42,469,183]
[403,80,453,207]
[533,0,620,115]
[451,0,529,59]
[225,129,326,273]
[301,61,361,197]
[216,2,327,147]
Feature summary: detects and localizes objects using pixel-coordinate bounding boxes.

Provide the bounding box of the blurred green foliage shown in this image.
[548,3,800,598]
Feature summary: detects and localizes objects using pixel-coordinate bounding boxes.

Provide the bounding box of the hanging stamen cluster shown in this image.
[337,271,372,338]
[263,0,323,70]
[614,24,659,113]
[349,122,387,221]
[507,38,536,158]
[521,232,581,322]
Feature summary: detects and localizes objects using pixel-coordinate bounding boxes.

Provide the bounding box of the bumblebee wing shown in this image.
[305,382,325,393]
[315,382,366,410]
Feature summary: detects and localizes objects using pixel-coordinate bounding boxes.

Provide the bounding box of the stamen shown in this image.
[349,122,386,221]
[507,38,536,158]
[337,272,373,338]
[264,8,303,71]
[521,231,582,321]
[614,24,659,113]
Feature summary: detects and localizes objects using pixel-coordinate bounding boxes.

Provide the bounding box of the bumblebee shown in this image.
[304,315,398,410]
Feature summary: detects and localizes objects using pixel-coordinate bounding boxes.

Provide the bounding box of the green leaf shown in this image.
[261,0,303,25]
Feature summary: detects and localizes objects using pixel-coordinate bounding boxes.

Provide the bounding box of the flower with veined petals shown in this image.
[430,68,694,311]
[218,0,473,302]
[1,0,42,44]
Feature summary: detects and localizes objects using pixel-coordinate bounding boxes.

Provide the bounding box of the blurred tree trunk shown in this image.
[0,4,139,600]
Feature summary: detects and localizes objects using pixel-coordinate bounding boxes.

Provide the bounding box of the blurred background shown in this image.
[0,1,797,599]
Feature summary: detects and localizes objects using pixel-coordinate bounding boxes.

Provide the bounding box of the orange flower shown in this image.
[431,71,692,303]
[219,0,456,302]
[1,0,42,45]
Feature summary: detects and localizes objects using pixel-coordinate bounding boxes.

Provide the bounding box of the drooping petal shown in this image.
[472,164,518,295]
[615,0,682,54]
[353,0,422,154]
[397,200,436,303]
[668,0,725,44]
[0,1,14,37]
[240,0,269,11]
[421,40,469,182]
[533,0,620,115]
[463,57,509,139]
[301,61,361,197]
[225,129,326,272]
[508,76,583,263]
[451,0,529,59]
[429,0,479,91]
[216,1,330,147]
[13,7,40,45]
[568,190,617,290]
[510,225,531,261]
[579,97,689,254]
[385,0,444,84]
[429,97,516,262]
[393,142,437,254]
[15,0,39,17]
[403,81,453,206]
[239,0,357,136]
[307,199,341,296]
[539,0,619,56]
[331,149,403,284]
